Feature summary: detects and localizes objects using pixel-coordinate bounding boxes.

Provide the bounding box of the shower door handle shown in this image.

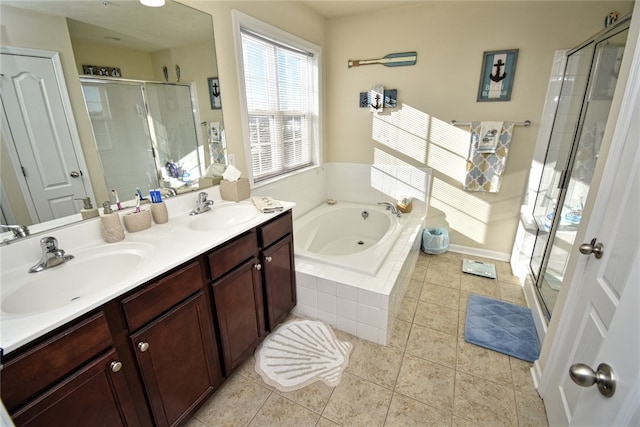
[579,238,604,259]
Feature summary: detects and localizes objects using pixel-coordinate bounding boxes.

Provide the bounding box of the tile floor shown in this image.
[187,251,549,427]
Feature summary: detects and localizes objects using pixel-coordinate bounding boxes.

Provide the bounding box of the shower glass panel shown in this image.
[81,81,158,202]
[531,22,629,318]
[81,79,204,202]
[145,83,203,184]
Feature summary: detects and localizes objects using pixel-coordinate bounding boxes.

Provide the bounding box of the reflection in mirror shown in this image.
[0,0,225,241]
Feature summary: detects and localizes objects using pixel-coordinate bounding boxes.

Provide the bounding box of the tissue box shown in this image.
[220,178,250,201]
[198,176,222,188]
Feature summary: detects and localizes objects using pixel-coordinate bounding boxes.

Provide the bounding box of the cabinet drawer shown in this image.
[259,211,292,248]
[1,313,112,412]
[122,261,203,331]
[208,230,258,280]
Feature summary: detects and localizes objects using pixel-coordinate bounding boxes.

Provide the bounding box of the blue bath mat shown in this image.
[464,294,540,362]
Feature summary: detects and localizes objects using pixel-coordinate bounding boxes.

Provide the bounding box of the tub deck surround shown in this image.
[293,201,425,346]
[0,192,295,354]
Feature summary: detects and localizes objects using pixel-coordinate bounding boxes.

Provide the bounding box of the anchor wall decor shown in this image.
[477,49,519,102]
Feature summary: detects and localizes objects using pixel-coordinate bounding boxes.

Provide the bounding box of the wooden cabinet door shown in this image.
[262,235,297,330]
[212,257,266,375]
[11,349,139,427]
[130,292,221,427]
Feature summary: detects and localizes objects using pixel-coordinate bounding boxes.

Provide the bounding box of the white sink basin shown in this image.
[188,204,260,231]
[1,243,153,315]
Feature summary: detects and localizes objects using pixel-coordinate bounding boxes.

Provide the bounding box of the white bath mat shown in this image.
[254,319,353,392]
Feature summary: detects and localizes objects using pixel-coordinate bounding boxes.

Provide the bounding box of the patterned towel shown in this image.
[464,121,514,192]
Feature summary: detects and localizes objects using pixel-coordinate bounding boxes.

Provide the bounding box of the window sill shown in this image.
[251,164,322,190]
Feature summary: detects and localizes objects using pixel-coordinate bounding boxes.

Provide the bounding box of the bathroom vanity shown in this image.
[0,200,296,426]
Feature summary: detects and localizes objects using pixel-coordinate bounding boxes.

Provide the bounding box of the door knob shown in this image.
[70,171,80,178]
[579,238,604,259]
[569,363,616,397]
[137,341,149,352]
[110,361,123,372]
[265,256,272,263]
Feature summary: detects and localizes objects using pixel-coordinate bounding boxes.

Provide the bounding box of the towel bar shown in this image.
[451,119,531,127]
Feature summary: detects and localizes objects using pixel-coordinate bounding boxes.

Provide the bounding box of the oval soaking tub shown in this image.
[294,202,405,276]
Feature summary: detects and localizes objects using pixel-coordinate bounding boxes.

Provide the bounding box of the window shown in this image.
[235,12,321,184]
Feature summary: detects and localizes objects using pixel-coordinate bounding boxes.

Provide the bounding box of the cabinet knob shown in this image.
[266,256,273,263]
[137,341,150,352]
[110,361,123,372]
[254,263,262,271]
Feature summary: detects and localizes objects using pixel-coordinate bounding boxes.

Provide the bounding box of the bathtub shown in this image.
[294,202,405,276]
[293,201,425,345]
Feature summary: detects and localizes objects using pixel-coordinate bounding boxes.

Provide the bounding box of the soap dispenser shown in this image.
[77,197,99,220]
[100,201,125,243]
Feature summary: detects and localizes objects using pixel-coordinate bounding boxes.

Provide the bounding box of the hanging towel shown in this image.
[464,121,515,193]
[478,121,504,153]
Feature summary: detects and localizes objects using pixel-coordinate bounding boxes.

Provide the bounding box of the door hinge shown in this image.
[21,166,27,177]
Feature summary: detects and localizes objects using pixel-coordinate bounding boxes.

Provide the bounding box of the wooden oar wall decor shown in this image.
[348,52,417,68]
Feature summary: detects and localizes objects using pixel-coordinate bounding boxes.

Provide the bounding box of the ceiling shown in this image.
[302,1,423,18]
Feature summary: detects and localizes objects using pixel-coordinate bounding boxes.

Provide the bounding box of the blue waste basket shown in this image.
[421,228,449,254]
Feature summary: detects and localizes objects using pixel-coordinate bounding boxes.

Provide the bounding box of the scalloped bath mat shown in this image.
[254,319,353,392]
[465,294,540,362]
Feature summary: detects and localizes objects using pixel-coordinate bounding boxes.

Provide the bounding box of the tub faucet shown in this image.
[29,236,74,273]
[377,201,401,217]
[190,192,214,215]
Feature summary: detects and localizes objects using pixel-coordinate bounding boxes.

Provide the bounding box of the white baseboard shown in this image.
[448,244,511,262]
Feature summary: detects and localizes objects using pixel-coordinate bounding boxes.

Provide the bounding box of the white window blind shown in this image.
[240,28,317,182]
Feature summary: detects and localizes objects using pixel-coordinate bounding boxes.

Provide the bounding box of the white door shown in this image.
[542,22,640,426]
[0,49,91,222]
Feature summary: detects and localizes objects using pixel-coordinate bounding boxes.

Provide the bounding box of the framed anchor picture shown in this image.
[477,49,519,102]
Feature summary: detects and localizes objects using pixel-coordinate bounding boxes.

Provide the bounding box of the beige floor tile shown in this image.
[404,278,423,300]
[460,274,500,298]
[456,338,513,386]
[428,253,463,272]
[452,415,478,427]
[248,393,320,426]
[183,417,208,427]
[515,390,549,427]
[499,281,527,306]
[453,371,518,427]
[384,392,452,426]
[276,380,334,414]
[322,372,393,427]
[411,264,428,282]
[420,282,461,310]
[405,324,457,368]
[495,261,521,285]
[426,267,461,289]
[316,416,341,427]
[395,354,455,412]
[510,358,540,395]
[387,318,411,350]
[396,296,418,323]
[193,374,271,427]
[413,301,459,336]
[459,292,471,313]
[346,337,404,389]
[458,309,467,337]
[415,253,431,269]
[236,354,275,389]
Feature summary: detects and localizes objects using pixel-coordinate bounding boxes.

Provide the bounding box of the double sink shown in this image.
[1,203,262,318]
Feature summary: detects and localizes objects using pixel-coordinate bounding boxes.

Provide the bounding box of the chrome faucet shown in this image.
[190,192,214,215]
[29,237,74,273]
[1,224,30,239]
[378,201,401,217]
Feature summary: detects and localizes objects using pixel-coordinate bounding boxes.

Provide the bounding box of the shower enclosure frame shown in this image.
[529,16,631,320]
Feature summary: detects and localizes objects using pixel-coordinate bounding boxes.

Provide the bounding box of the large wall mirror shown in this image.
[0,0,225,239]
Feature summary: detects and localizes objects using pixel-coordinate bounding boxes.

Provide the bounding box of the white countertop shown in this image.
[0,191,294,355]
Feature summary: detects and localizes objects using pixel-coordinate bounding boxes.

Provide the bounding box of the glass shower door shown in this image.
[531,25,628,318]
